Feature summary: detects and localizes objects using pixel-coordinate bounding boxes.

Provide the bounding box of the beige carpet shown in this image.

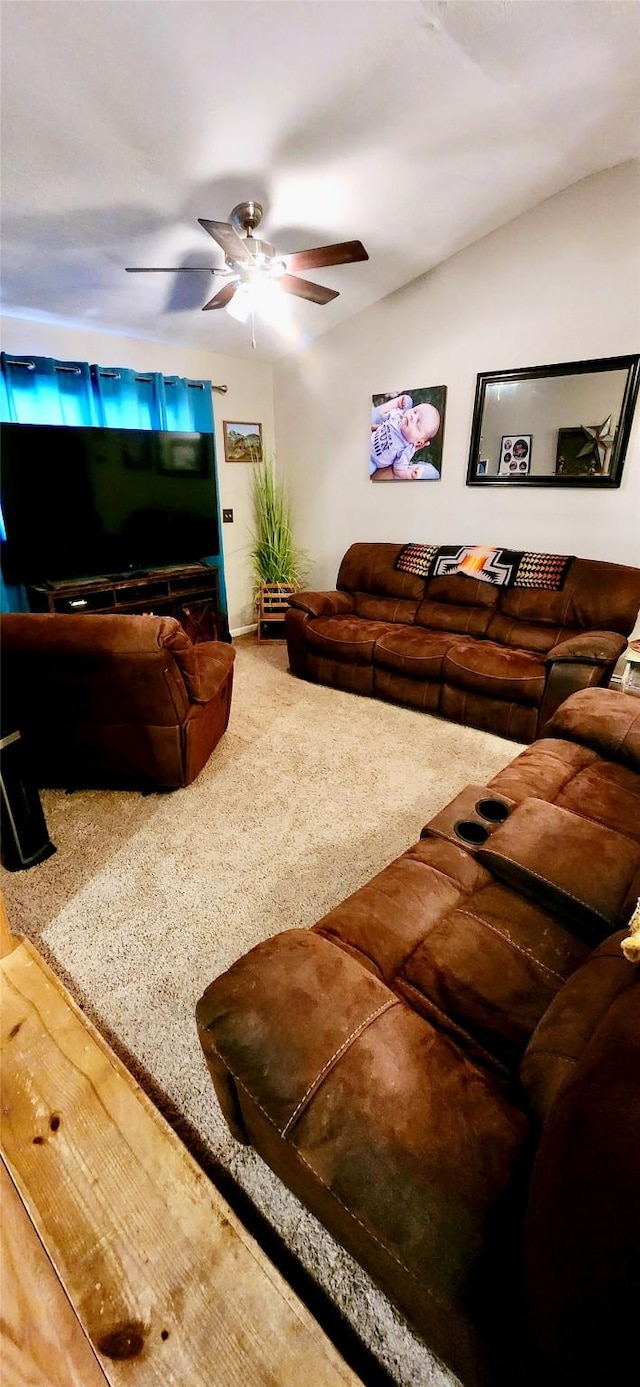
[2,638,521,1387]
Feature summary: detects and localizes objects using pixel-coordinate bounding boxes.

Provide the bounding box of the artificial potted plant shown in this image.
[249,458,309,641]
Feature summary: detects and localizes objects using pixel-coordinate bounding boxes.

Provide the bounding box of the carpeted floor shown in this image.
[2,638,521,1387]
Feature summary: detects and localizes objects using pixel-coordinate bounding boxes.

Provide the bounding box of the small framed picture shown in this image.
[499,435,531,477]
[223,421,263,464]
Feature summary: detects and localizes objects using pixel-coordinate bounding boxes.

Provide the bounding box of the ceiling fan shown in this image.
[125,201,368,323]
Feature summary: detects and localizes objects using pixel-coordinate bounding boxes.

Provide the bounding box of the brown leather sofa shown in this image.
[197,686,640,1387]
[0,613,235,789]
[285,542,640,740]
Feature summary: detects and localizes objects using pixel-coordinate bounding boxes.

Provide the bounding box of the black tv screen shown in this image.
[0,422,221,585]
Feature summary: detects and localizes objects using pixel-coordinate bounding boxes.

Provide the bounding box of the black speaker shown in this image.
[0,730,56,871]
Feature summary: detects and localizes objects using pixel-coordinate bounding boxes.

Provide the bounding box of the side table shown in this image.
[621,639,640,696]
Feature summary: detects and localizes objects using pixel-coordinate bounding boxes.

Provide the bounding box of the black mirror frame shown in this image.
[466,353,640,487]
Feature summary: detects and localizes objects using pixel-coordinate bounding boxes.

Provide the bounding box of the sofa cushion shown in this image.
[337,541,426,602]
[353,592,419,624]
[486,613,575,655]
[414,598,496,637]
[314,837,485,986]
[496,556,640,636]
[425,573,501,609]
[553,760,640,843]
[413,575,496,637]
[373,625,461,680]
[488,738,599,804]
[546,685,640,772]
[314,835,587,1071]
[400,879,588,1069]
[443,641,546,706]
[305,614,393,665]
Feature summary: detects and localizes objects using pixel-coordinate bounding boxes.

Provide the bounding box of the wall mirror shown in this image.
[467,354,639,487]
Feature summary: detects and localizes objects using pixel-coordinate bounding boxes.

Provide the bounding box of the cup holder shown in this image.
[454,820,489,846]
[475,798,511,825]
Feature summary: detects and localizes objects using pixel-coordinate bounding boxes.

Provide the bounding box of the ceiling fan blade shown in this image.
[125,266,224,274]
[202,282,237,311]
[284,240,368,273]
[198,218,252,263]
[278,273,338,305]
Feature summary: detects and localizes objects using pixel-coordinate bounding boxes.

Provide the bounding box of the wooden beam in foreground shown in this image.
[1,1158,109,1386]
[0,939,361,1387]
[0,892,18,959]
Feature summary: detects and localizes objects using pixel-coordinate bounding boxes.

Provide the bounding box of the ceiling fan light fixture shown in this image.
[226,282,254,323]
[226,274,288,328]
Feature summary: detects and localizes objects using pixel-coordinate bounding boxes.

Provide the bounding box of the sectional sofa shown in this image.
[285,542,640,740]
[197,686,640,1387]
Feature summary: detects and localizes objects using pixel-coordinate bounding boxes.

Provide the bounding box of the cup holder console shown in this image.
[454,820,490,846]
[421,784,516,853]
[475,798,511,825]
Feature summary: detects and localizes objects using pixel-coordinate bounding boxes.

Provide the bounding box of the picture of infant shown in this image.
[370,385,446,482]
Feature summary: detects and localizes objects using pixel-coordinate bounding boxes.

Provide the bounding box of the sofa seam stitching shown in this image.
[397,980,509,1073]
[443,655,544,684]
[281,998,399,1138]
[455,907,568,983]
[203,1038,445,1307]
[524,1048,578,1065]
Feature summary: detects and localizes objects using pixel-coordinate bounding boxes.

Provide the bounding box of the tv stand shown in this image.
[27,564,230,644]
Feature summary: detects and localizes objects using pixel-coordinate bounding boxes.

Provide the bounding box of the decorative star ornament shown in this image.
[577,414,615,471]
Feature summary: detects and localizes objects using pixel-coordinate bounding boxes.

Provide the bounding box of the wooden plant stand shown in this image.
[256,582,295,643]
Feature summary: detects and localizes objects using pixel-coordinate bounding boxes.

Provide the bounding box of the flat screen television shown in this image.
[0,422,221,586]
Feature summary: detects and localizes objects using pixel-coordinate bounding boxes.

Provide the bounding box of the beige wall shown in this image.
[0,317,275,630]
[3,162,639,629]
[273,162,640,589]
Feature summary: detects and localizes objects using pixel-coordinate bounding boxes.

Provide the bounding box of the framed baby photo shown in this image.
[498,434,531,477]
[369,385,447,481]
[223,420,263,464]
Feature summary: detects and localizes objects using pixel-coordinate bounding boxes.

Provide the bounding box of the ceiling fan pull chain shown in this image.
[251,309,257,351]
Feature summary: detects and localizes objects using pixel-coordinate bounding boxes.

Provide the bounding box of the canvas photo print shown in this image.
[370,385,446,481]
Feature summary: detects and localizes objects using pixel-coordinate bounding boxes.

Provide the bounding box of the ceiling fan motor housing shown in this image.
[226,238,276,272]
[229,200,264,235]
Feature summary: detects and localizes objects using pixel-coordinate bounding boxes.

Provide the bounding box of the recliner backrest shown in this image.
[1,613,193,726]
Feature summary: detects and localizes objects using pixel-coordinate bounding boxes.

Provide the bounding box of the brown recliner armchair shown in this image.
[0,613,235,789]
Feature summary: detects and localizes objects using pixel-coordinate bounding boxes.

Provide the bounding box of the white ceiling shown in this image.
[2,1,639,362]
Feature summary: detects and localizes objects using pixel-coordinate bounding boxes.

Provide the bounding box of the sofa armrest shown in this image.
[545,631,626,666]
[188,641,236,704]
[287,590,354,618]
[197,929,398,1142]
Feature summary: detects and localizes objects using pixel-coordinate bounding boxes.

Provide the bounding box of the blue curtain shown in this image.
[0,353,227,618]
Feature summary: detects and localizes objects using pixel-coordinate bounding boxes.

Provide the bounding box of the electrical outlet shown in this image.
[222,509,234,523]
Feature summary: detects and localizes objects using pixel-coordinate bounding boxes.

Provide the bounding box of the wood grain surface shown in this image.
[0,940,360,1387]
[1,1159,109,1387]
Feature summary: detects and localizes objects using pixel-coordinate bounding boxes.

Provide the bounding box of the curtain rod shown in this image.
[3,358,228,393]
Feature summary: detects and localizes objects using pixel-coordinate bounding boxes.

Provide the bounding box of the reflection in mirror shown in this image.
[467,355,639,487]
